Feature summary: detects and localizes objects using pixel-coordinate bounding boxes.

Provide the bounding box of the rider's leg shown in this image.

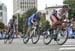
[51,15,60,41]
[26,27,31,35]
[51,15,58,28]
[51,16,61,28]
[26,21,32,37]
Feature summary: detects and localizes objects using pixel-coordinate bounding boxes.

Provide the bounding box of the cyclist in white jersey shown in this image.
[50,5,69,28]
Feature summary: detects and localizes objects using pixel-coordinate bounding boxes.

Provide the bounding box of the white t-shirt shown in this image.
[8,19,18,27]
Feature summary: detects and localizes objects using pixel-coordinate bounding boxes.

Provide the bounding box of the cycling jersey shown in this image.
[51,8,68,19]
[8,19,18,29]
[50,8,68,27]
[28,13,40,27]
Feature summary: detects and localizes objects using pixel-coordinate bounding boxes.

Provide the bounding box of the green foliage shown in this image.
[40,13,46,24]
[63,0,75,8]
[18,16,23,32]
[41,20,50,31]
[0,22,5,29]
[63,0,75,18]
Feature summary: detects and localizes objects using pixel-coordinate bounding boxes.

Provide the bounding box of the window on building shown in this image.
[0,12,3,17]
[25,2,26,4]
[0,6,2,10]
[20,6,22,9]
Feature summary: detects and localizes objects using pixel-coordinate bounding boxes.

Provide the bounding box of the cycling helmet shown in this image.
[13,15,16,19]
[62,5,69,8]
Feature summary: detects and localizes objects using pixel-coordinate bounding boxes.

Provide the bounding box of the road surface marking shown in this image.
[59,47,75,50]
[59,44,75,50]
[62,45,75,47]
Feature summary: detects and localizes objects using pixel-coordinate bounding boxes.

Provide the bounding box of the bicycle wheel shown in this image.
[31,28,40,44]
[4,33,13,44]
[4,34,9,44]
[8,34,13,44]
[43,30,52,45]
[56,30,68,45]
[23,34,29,44]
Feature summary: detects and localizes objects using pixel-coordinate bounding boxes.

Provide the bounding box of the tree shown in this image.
[0,22,5,29]
[40,13,46,25]
[64,0,75,8]
[18,16,23,32]
[63,0,75,18]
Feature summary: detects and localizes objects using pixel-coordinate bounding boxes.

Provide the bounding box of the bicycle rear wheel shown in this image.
[56,30,68,45]
[8,34,13,44]
[43,30,52,45]
[4,34,13,44]
[4,34,9,44]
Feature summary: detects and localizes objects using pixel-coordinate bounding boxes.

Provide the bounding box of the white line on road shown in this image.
[59,47,75,50]
[62,45,75,47]
[59,44,75,50]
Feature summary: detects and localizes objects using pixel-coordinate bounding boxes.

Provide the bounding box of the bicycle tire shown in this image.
[4,33,13,44]
[43,30,52,45]
[23,34,29,44]
[31,28,40,44]
[56,30,68,45]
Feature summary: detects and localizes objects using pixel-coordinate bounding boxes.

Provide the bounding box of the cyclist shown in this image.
[8,16,18,38]
[49,5,69,41]
[8,16,18,32]
[50,5,69,28]
[26,11,41,38]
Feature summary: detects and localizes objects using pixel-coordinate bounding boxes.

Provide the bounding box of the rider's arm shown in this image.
[57,13,62,19]
[56,9,62,19]
[31,19,38,25]
[15,19,18,25]
[65,12,68,18]
[31,14,40,25]
[31,14,38,25]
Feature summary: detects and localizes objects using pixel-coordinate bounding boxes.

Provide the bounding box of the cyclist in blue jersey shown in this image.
[26,12,41,37]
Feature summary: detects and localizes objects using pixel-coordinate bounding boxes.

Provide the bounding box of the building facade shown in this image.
[0,2,7,25]
[13,0,37,14]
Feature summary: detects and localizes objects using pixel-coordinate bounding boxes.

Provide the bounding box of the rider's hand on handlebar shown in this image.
[33,22,38,26]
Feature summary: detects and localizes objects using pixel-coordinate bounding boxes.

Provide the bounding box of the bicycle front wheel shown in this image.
[56,30,68,45]
[31,29,40,44]
[23,34,29,44]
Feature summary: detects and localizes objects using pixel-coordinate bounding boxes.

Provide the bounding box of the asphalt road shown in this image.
[0,37,75,51]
